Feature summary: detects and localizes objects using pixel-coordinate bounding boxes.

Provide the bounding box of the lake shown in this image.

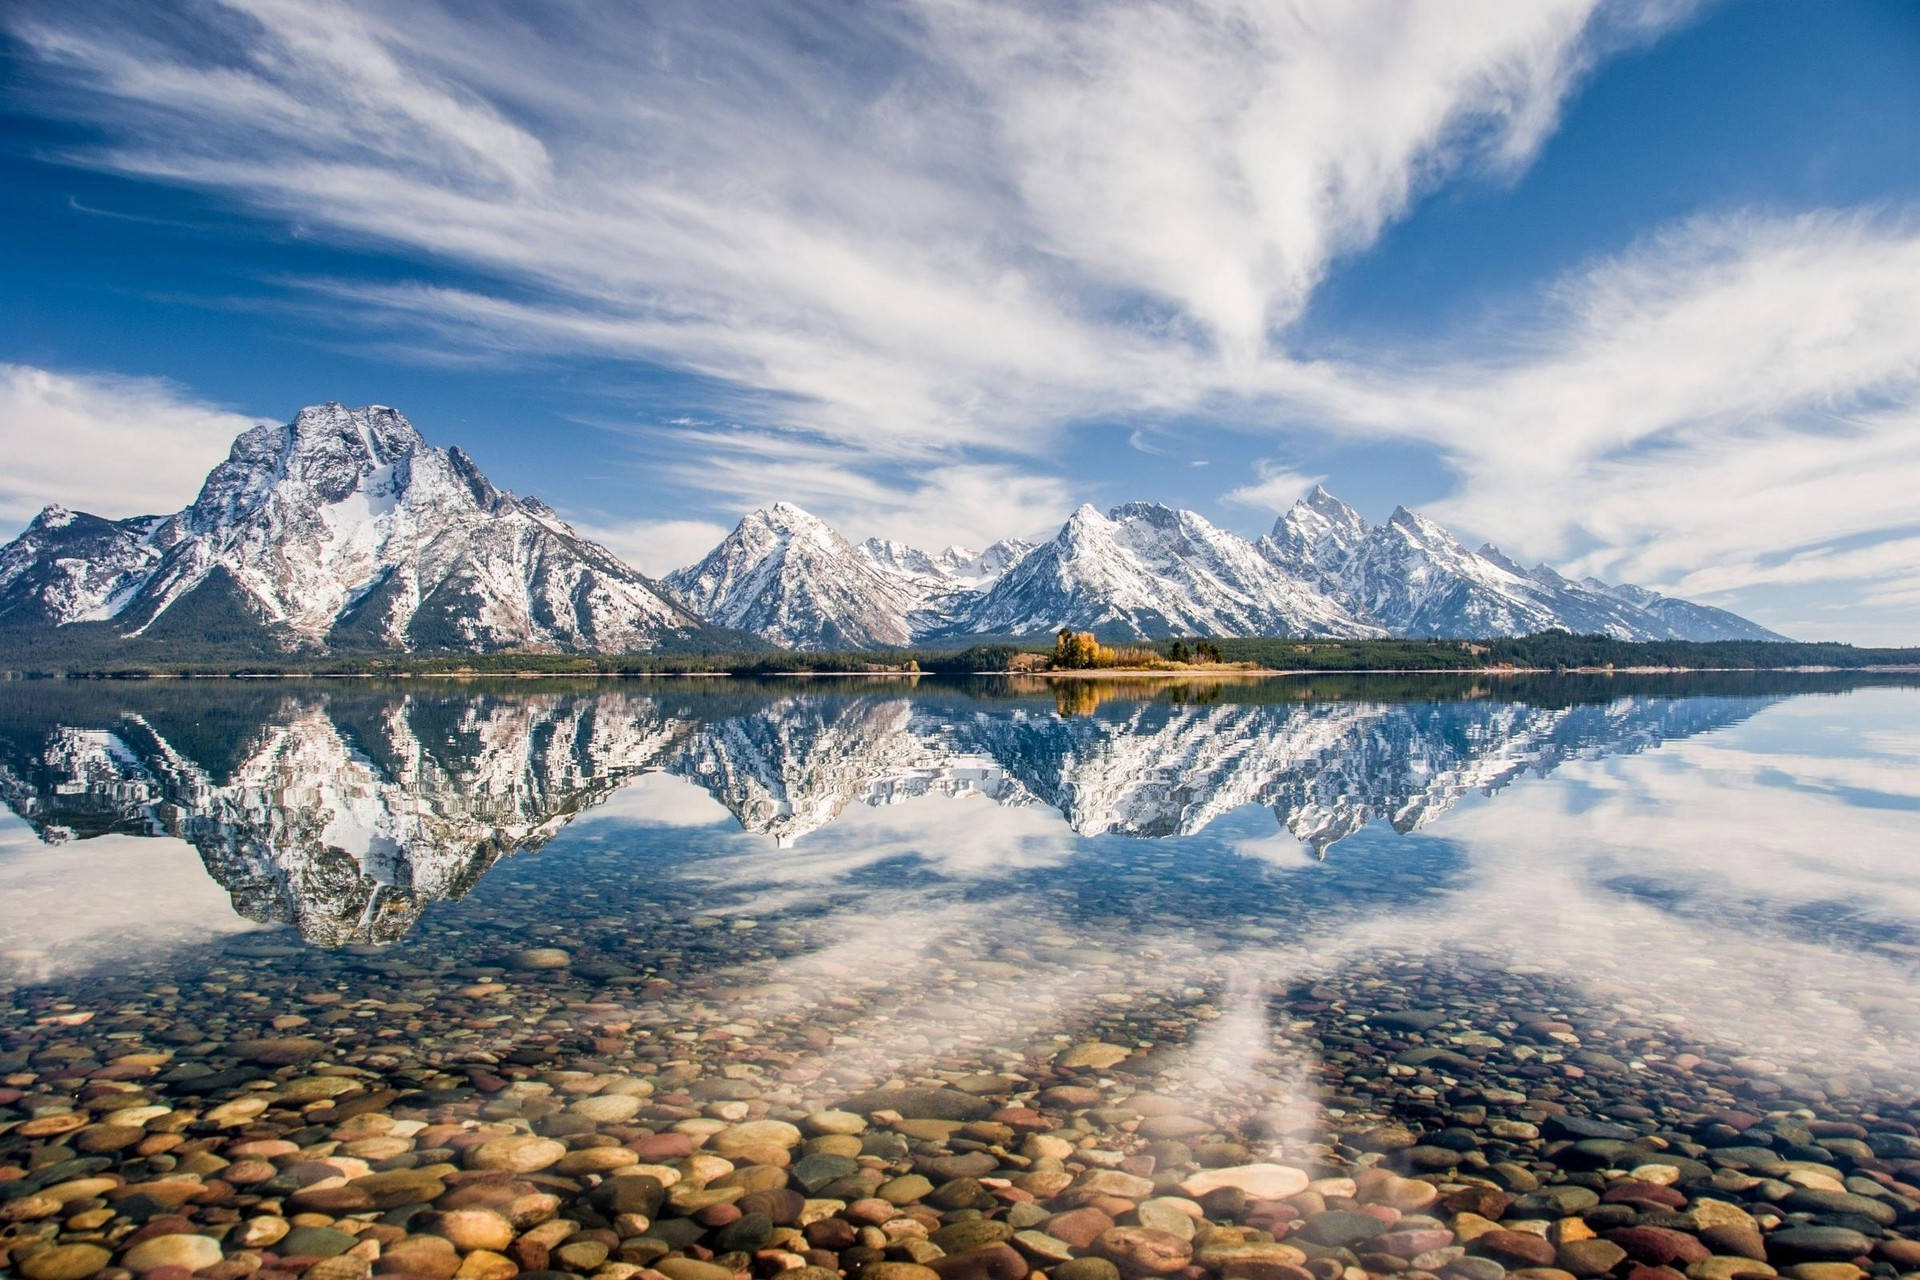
[1,673,1917,1280]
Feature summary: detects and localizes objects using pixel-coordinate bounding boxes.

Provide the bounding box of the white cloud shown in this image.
[567,516,733,578]
[577,770,735,828]
[1360,213,1920,630]
[1221,462,1323,515]
[0,812,257,984]
[0,363,264,528]
[643,427,1076,553]
[2,0,1669,542]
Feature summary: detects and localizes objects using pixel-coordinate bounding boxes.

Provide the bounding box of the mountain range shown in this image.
[0,402,1783,657]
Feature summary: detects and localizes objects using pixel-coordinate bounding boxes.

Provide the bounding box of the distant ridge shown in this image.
[669,486,1786,649]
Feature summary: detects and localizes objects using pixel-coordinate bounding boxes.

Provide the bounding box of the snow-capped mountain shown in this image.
[1261,487,1785,642]
[671,489,1779,648]
[954,502,1375,641]
[666,503,931,649]
[0,505,182,627]
[2,406,1784,656]
[1,404,707,653]
[860,537,1037,591]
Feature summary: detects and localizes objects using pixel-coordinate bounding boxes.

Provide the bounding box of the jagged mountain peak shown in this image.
[669,503,921,650]
[1,402,703,653]
[959,497,1376,642]
[29,504,78,531]
[1268,484,1369,574]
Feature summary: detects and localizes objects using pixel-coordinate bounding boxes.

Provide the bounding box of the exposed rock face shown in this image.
[666,503,928,649]
[671,488,1782,647]
[2,403,705,653]
[957,502,1375,642]
[1261,486,1786,642]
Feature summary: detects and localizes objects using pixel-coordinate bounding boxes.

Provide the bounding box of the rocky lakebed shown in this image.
[1,677,1917,1280]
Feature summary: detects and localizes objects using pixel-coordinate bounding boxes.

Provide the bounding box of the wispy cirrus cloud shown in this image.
[0,363,265,528]
[2,0,1673,528]
[1221,462,1324,516]
[1361,213,1920,632]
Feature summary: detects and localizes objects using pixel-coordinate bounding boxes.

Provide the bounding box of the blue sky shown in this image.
[2,0,1917,642]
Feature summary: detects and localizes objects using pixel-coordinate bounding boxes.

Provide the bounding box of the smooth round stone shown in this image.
[19,1243,113,1280]
[121,1234,223,1274]
[656,1259,740,1280]
[1605,1228,1711,1267]
[1691,1258,1777,1280]
[1135,1198,1199,1240]
[1783,1265,1862,1280]
[805,1110,867,1135]
[1448,1258,1510,1280]
[711,1119,803,1154]
[1781,1189,1897,1226]
[1057,1261,1123,1280]
[281,1226,358,1258]
[1476,1231,1559,1269]
[1556,1240,1628,1277]
[41,1177,119,1205]
[452,1249,518,1280]
[1767,1228,1873,1261]
[1179,1164,1309,1201]
[1013,1231,1078,1264]
[426,1208,516,1252]
[235,1036,326,1065]
[380,1236,459,1279]
[350,1169,447,1208]
[879,1174,935,1205]
[928,1241,1030,1280]
[555,1240,610,1271]
[509,948,571,970]
[863,1266,944,1280]
[468,1135,567,1172]
[933,1219,1016,1254]
[554,1146,640,1175]
[1059,1042,1132,1069]
[283,1077,360,1101]
[569,1093,644,1123]
[1377,1229,1458,1259]
[1078,1169,1153,1199]
[835,1087,993,1121]
[1095,1227,1194,1275]
[1048,1208,1118,1250]
[1297,1210,1387,1248]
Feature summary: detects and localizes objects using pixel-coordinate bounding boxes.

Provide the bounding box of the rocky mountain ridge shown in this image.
[0,403,710,654]
[674,488,1783,647]
[0,403,1785,656]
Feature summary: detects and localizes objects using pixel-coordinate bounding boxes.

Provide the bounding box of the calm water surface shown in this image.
[2,674,1917,1279]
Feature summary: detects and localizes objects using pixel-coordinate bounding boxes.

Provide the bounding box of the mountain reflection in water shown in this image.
[0,673,1900,952]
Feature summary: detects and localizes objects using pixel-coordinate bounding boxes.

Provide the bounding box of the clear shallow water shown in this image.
[2,674,1919,1280]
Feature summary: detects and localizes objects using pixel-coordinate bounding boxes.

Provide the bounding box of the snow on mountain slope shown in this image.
[1261,490,1787,642]
[2,404,704,653]
[858,536,1036,591]
[0,506,182,627]
[2,410,1787,652]
[667,503,925,649]
[955,502,1376,641]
